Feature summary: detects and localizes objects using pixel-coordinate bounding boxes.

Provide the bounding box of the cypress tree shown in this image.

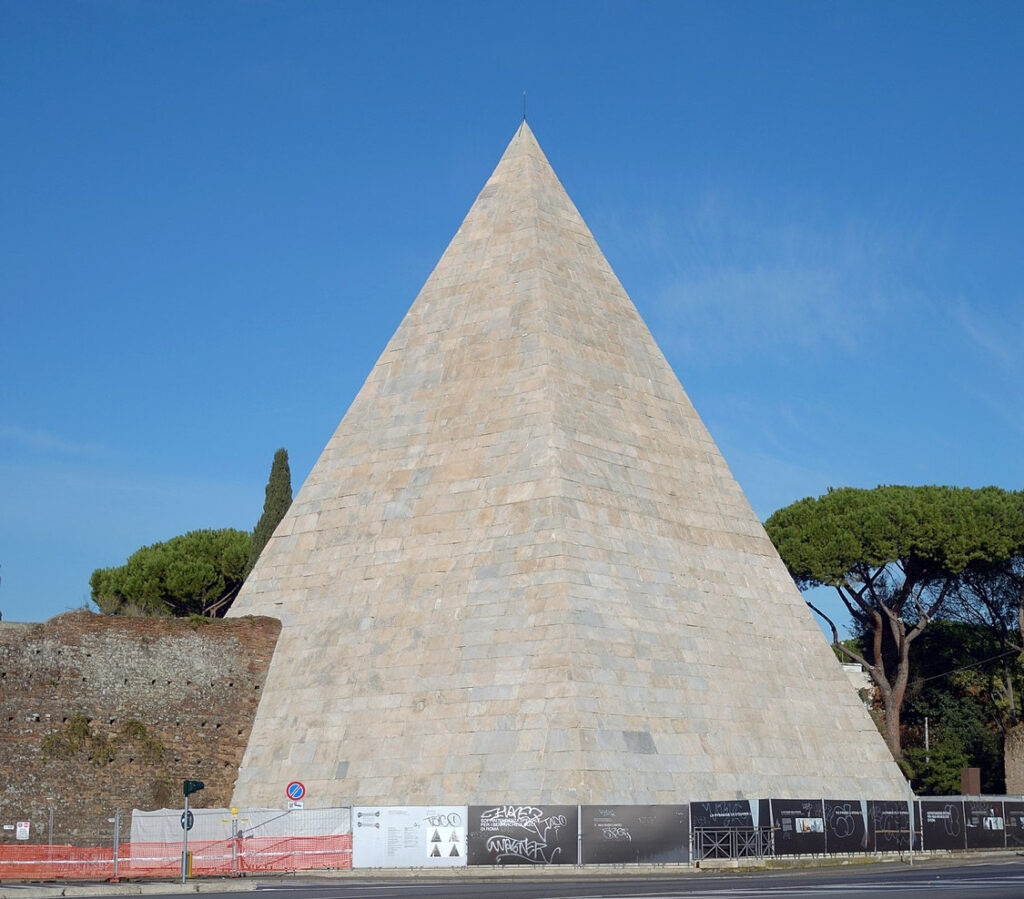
[246,448,293,578]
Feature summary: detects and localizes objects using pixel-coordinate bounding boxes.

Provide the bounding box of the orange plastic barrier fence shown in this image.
[0,845,117,881]
[0,835,353,881]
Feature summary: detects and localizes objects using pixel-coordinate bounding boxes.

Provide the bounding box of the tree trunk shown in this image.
[1005,657,1019,729]
[1017,587,1024,648]
[871,610,911,761]
[883,692,902,760]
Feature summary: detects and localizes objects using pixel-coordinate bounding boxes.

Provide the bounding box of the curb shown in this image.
[0,880,258,899]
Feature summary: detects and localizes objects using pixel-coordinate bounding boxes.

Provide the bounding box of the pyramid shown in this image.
[228,123,908,806]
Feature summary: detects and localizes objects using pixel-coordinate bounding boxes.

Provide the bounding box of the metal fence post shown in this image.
[907,794,915,866]
[112,809,120,880]
[576,805,582,867]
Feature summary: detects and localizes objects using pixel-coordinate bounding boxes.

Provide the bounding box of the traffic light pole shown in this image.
[181,793,190,884]
[180,779,204,883]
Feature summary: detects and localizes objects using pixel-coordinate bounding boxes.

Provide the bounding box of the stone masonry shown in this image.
[228,123,910,808]
[0,611,279,845]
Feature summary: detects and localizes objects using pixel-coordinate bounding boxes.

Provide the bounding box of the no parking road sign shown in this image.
[286,781,306,802]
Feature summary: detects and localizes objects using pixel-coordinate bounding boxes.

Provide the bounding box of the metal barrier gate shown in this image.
[693,827,773,860]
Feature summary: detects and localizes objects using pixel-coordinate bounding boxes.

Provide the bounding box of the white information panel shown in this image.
[352,806,467,868]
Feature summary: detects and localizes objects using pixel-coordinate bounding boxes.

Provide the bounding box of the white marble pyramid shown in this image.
[228,123,908,807]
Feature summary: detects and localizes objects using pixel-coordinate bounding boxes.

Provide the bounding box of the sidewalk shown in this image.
[0,880,257,899]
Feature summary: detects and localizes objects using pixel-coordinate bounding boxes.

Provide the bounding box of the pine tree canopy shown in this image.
[90,528,251,617]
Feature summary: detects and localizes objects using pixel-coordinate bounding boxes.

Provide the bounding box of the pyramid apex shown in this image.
[500,118,546,160]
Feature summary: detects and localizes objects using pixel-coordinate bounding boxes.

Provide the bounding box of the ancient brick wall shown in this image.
[0,611,279,846]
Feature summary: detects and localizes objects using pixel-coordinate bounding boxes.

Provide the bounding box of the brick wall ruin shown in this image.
[0,611,279,846]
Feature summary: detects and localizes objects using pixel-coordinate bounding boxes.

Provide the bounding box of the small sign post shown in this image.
[230,808,240,877]
[286,782,306,810]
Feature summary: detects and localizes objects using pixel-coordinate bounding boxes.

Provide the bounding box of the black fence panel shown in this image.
[689,799,769,830]
[921,800,965,851]
[467,805,578,865]
[823,799,871,853]
[1005,801,1024,848]
[451,796,1020,865]
[868,800,921,852]
[769,799,826,855]
[964,801,1006,850]
[580,805,689,864]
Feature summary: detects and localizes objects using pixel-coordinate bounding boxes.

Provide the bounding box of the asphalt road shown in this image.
[247,861,1024,898]
[6,860,1024,899]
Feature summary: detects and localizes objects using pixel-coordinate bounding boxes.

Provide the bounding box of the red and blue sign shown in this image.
[286,781,306,801]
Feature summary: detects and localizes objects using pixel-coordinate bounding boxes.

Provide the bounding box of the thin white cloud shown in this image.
[655,212,903,362]
[602,191,924,367]
[660,263,869,357]
[0,425,109,459]
[942,301,1024,437]
[951,300,1024,373]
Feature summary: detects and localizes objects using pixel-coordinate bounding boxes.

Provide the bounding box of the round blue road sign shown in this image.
[180,810,194,831]
[286,781,306,801]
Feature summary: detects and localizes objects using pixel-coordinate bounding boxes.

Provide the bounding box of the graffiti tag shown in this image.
[485,835,561,865]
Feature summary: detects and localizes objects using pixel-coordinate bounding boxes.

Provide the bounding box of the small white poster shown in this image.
[426,824,465,859]
[352,806,467,868]
[16,821,30,840]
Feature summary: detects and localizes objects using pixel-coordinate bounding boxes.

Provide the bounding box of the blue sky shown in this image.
[2,1,1021,630]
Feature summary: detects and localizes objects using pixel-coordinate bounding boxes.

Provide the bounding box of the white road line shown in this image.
[532,880,1024,899]
[252,871,1024,899]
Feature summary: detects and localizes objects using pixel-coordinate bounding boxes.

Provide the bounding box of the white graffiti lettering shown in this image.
[485,835,562,864]
[828,804,855,839]
[480,806,543,827]
[480,807,566,842]
[423,812,462,828]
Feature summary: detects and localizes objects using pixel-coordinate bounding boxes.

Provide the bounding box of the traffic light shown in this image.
[183,779,205,797]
